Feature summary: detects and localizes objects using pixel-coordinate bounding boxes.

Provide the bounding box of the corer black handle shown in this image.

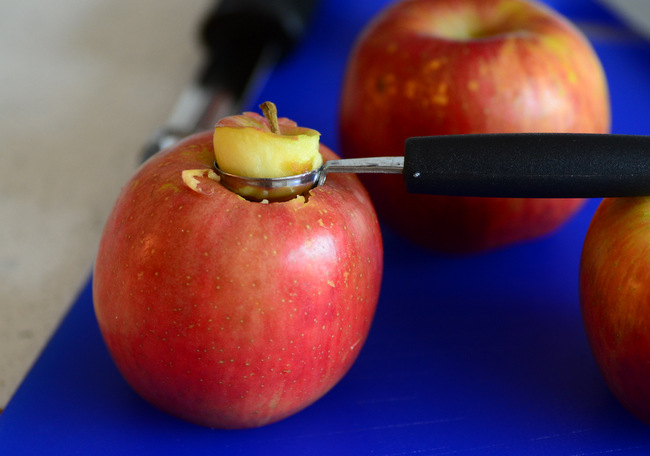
[404,133,650,198]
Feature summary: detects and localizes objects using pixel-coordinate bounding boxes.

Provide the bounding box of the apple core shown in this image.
[212,102,323,196]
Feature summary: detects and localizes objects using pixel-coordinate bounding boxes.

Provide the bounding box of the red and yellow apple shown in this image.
[93,104,383,429]
[339,0,610,253]
[580,197,650,425]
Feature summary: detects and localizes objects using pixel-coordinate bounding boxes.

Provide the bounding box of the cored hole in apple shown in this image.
[182,164,314,204]
[227,184,313,205]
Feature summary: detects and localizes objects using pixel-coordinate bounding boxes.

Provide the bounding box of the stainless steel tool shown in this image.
[214,133,650,201]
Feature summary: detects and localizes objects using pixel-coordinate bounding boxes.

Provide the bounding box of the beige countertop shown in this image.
[0,0,212,408]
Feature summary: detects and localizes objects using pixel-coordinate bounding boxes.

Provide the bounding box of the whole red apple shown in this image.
[339,0,610,253]
[93,124,383,428]
[580,197,650,425]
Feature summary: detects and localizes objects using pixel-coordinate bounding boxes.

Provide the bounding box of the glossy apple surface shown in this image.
[93,131,383,429]
[580,197,650,425]
[339,0,610,253]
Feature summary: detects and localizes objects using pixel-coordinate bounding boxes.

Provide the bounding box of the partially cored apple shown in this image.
[93,103,383,429]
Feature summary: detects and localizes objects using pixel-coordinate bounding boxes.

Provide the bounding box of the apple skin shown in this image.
[339,0,610,253]
[580,197,650,425]
[92,131,383,429]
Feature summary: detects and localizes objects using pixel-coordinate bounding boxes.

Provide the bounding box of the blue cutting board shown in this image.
[3,0,650,454]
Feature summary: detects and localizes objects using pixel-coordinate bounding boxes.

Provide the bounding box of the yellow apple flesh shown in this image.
[213,103,322,181]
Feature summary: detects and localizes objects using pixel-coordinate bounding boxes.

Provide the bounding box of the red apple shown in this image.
[339,0,610,253]
[580,197,650,425]
[92,112,383,429]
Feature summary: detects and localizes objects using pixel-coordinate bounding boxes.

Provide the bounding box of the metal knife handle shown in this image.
[404,133,650,198]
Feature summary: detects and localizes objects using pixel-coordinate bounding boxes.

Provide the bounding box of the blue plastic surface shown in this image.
[3,0,650,454]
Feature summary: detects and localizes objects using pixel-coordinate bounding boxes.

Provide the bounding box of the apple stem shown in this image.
[260,101,280,134]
